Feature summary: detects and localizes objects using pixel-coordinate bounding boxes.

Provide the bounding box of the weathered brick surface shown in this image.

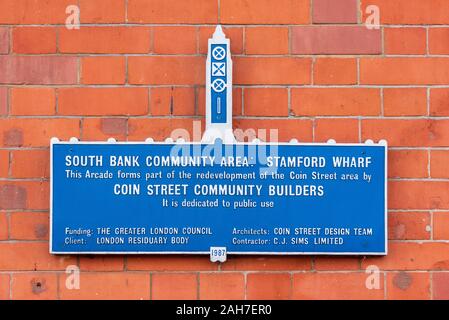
[79,0,126,23]
[81,57,126,85]
[0,0,448,301]
[199,273,245,300]
[12,273,58,300]
[59,273,150,300]
[384,28,426,55]
[59,27,151,54]
[247,273,292,300]
[388,212,430,240]
[292,273,385,300]
[313,58,357,85]
[221,0,309,25]
[0,28,9,54]
[0,87,8,116]
[0,56,78,85]
[292,27,382,54]
[383,88,427,116]
[361,0,449,25]
[11,88,55,116]
[10,212,50,240]
[152,274,198,300]
[58,88,148,116]
[387,272,430,300]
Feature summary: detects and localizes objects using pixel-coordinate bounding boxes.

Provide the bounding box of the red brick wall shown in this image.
[0,0,448,300]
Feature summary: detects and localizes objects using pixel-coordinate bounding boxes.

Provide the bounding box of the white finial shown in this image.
[213,25,226,41]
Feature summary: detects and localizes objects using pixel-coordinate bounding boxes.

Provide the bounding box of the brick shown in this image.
[0,184,25,210]
[245,27,289,55]
[384,88,427,117]
[314,119,359,143]
[198,87,243,117]
[0,0,72,24]
[314,257,360,271]
[79,256,124,271]
[387,272,430,300]
[0,119,79,147]
[0,212,7,240]
[128,118,201,142]
[313,0,358,23]
[11,150,49,179]
[79,0,126,23]
[60,273,150,300]
[430,89,449,117]
[81,57,126,85]
[171,87,195,116]
[82,118,128,141]
[59,27,151,53]
[0,243,75,271]
[247,273,291,300]
[362,0,449,25]
[234,57,311,85]
[0,87,7,116]
[429,28,449,54]
[150,87,196,116]
[292,88,380,116]
[0,28,8,54]
[221,0,309,24]
[361,58,449,85]
[362,120,449,147]
[152,273,197,300]
[233,119,313,143]
[199,273,245,300]
[385,28,426,55]
[128,0,218,23]
[0,274,9,300]
[244,88,288,117]
[431,151,449,178]
[0,150,8,178]
[313,58,357,85]
[389,181,449,210]
[128,56,205,85]
[433,273,449,300]
[361,242,449,271]
[388,212,430,240]
[388,150,428,179]
[58,88,148,116]
[153,27,197,54]
[3,128,23,147]
[10,212,49,240]
[10,88,55,116]
[222,256,311,271]
[150,88,171,116]
[127,256,216,271]
[12,27,56,54]
[292,273,384,300]
[199,27,243,55]
[292,26,381,54]
[0,182,49,210]
[12,273,57,300]
[0,56,78,85]
[434,212,449,240]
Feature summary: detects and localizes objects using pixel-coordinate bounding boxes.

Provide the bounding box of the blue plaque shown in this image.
[50,141,387,255]
[50,26,388,258]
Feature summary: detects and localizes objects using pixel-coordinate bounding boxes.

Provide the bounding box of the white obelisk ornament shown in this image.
[202,25,235,143]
